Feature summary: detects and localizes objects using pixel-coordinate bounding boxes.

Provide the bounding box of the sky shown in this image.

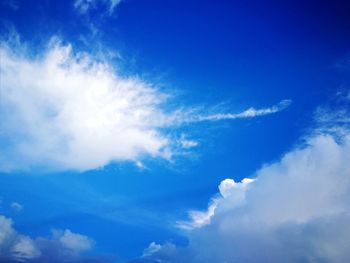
[0,0,350,262]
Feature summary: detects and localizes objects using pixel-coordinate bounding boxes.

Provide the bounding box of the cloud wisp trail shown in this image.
[192,99,292,122]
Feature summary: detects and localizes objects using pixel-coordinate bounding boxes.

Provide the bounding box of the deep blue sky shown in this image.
[1,0,350,262]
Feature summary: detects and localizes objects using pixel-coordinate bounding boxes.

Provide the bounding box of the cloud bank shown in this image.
[0,39,290,172]
[0,215,98,262]
[134,105,350,262]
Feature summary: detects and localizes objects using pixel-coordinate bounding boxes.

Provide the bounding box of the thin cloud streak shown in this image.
[194,99,292,122]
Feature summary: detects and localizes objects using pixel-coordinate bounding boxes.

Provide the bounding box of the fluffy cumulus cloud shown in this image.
[0,215,100,262]
[133,105,350,262]
[0,215,40,261]
[177,177,254,230]
[0,38,289,172]
[54,229,94,254]
[0,39,171,171]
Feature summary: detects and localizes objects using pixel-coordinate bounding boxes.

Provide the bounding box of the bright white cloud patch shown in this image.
[177,178,254,230]
[0,41,171,171]
[0,39,290,172]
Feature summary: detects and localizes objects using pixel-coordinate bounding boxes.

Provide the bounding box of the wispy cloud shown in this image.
[0,0,19,10]
[193,99,291,121]
[0,37,290,172]
[142,242,162,257]
[74,0,122,15]
[0,39,170,171]
[178,134,199,149]
[10,202,23,212]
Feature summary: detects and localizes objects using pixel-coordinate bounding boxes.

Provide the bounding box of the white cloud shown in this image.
[74,0,121,14]
[11,236,40,261]
[0,214,96,262]
[218,177,254,198]
[183,133,350,230]
[10,202,23,212]
[134,104,350,262]
[57,229,94,253]
[0,215,41,261]
[0,38,290,172]
[194,99,291,121]
[134,160,147,170]
[178,135,198,149]
[132,242,184,263]
[185,133,350,262]
[177,200,218,230]
[180,139,198,149]
[0,40,171,171]
[177,178,254,230]
[142,242,162,257]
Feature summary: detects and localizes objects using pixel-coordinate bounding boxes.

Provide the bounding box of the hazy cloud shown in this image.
[0,0,19,10]
[74,0,121,15]
[178,135,198,149]
[10,202,23,212]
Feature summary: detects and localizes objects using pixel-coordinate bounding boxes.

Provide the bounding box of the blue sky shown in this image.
[0,0,350,262]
